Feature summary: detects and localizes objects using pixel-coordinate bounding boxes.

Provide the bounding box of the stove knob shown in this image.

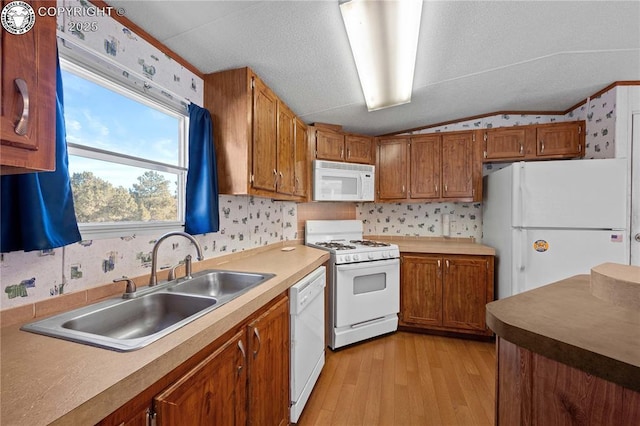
[353,254,359,261]
[381,252,387,259]
[368,253,374,260]
[345,255,351,262]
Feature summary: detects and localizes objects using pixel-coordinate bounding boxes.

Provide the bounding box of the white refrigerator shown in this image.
[482,158,629,299]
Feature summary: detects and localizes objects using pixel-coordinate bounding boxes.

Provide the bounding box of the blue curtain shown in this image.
[184,103,219,235]
[1,54,81,253]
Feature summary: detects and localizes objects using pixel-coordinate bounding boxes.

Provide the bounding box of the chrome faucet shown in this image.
[149,231,204,286]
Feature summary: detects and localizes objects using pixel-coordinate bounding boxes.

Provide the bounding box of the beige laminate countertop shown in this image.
[367,235,496,256]
[486,273,640,392]
[0,245,329,426]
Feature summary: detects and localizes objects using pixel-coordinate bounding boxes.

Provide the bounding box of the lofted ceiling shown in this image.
[104,0,640,136]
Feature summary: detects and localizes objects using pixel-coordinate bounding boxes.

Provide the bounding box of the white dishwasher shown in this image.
[290,266,326,423]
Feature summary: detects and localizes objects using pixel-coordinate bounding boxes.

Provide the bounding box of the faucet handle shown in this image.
[113,277,136,295]
[168,263,181,281]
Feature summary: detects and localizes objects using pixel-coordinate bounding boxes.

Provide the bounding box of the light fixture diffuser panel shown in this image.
[340,0,423,111]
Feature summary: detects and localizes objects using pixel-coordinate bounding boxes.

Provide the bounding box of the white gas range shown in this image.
[305,220,400,349]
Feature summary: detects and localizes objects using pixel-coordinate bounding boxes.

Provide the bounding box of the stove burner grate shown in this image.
[350,239,391,247]
[315,241,356,250]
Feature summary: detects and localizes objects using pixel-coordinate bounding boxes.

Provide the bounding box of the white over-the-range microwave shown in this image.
[313,160,375,201]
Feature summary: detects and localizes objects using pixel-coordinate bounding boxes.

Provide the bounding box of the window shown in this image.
[60,58,188,239]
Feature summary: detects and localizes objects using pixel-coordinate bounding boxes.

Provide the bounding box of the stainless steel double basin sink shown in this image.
[21,270,275,352]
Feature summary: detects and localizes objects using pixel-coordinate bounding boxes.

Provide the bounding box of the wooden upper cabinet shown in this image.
[204,67,307,201]
[376,137,409,200]
[484,127,529,160]
[314,127,373,164]
[410,135,441,199]
[376,131,481,203]
[315,129,345,161]
[483,121,585,162]
[1,1,57,174]
[252,76,278,193]
[536,121,583,158]
[276,102,296,195]
[441,131,476,199]
[345,134,373,163]
[154,330,247,426]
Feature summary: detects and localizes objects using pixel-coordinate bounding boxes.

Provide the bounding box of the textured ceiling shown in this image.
[105,0,640,136]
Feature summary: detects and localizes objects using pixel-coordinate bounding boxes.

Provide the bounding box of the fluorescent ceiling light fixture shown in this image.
[340,0,423,111]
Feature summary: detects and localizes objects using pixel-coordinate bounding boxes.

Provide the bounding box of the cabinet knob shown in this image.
[540,140,545,154]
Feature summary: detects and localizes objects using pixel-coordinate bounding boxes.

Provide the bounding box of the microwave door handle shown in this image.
[359,175,364,198]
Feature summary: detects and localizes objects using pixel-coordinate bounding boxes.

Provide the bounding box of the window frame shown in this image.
[60,57,190,240]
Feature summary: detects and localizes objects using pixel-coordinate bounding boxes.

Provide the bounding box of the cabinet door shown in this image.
[252,76,278,192]
[442,256,488,331]
[441,132,475,199]
[409,135,441,199]
[316,129,345,161]
[276,102,295,195]
[293,118,308,197]
[248,296,289,426]
[377,138,409,200]
[536,122,583,158]
[155,330,247,426]
[400,254,443,327]
[1,1,56,173]
[345,135,372,163]
[484,128,526,160]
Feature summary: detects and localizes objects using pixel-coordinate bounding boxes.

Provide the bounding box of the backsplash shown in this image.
[357,202,482,241]
[0,196,297,310]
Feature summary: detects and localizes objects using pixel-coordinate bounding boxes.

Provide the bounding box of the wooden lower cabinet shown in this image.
[497,338,640,425]
[97,294,289,426]
[155,330,247,425]
[399,253,494,336]
[247,296,290,426]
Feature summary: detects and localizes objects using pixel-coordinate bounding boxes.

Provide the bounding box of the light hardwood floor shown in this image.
[297,332,496,426]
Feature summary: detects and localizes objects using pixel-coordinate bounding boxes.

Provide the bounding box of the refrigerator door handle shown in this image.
[513,228,527,296]
[519,229,527,272]
[512,162,525,227]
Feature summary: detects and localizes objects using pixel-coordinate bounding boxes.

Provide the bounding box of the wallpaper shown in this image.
[57,0,204,107]
[357,201,482,241]
[0,196,297,310]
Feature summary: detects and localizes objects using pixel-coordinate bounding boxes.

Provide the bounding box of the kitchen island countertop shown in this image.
[486,265,640,392]
[0,244,329,426]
